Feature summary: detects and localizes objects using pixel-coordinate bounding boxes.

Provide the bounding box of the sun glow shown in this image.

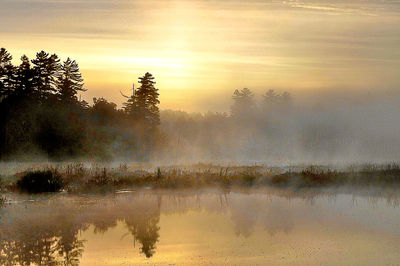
[1,0,400,111]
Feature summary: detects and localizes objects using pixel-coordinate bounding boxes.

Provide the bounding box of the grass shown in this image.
[2,162,400,193]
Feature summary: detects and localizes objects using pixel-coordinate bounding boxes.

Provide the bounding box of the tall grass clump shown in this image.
[17,170,64,193]
[0,176,4,205]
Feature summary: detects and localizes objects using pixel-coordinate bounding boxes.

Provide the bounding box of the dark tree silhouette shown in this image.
[92,97,119,126]
[57,58,85,103]
[14,55,35,97]
[0,48,12,66]
[0,48,15,100]
[124,72,160,127]
[31,51,61,101]
[0,47,301,162]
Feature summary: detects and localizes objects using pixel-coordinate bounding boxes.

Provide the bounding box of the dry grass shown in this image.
[1,162,400,193]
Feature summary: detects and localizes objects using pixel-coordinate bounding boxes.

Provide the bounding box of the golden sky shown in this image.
[1,0,400,111]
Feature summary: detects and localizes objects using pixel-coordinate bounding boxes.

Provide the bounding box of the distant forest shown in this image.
[0,48,296,162]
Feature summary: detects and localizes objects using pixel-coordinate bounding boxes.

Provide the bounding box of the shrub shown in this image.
[300,169,333,186]
[241,173,257,186]
[271,173,290,185]
[17,170,64,193]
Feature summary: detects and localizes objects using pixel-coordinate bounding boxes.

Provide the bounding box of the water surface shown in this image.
[1,188,400,265]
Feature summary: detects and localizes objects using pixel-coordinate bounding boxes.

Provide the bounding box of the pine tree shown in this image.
[124,72,160,127]
[57,58,85,103]
[0,48,15,100]
[231,88,255,117]
[262,89,292,111]
[0,48,12,66]
[14,55,34,97]
[31,51,61,100]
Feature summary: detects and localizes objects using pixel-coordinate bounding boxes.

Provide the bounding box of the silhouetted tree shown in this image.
[91,97,119,126]
[57,58,85,104]
[0,48,15,100]
[124,72,160,127]
[231,88,255,117]
[31,51,61,101]
[262,89,292,111]
[0,48,12,66]
[14,55,35,97]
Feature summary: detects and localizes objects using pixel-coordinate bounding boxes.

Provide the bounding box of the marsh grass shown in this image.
[3,162,400,193]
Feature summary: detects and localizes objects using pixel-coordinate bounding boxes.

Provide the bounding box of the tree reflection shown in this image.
[0,203,87,265]
[0,228,86,265]
[126,214,160,258]
[124,196,161,258]
[1,189,398,264]
[56,225,87,265]
[0,195,163,264]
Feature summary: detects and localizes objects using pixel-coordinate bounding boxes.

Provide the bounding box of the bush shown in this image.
[300,169,333,186]
[271,173,290,185]
[17,170,64,193]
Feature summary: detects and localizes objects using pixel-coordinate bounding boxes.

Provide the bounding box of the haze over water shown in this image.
[1,189,400,265]
[2,1,400,265]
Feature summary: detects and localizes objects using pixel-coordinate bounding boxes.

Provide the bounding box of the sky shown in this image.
[1,0,400,111]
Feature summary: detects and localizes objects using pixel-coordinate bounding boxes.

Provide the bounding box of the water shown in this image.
[1,188,400,265]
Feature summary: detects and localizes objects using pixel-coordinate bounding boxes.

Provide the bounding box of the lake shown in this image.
[1,188,400,265]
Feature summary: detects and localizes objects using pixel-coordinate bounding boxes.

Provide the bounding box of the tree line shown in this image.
[231,87,291,117]
[0,47,293,161]
[0,48,161,160]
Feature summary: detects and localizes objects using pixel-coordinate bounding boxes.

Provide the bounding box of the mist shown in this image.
[157,91,400,165]
[1,47,400,166]
[2,1,400,265]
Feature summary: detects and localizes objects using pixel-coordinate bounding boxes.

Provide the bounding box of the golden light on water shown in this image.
[4,191,398,265]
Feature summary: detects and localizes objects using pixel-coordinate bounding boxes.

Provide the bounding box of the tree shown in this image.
[263,89,280,105]
[57,58,85,104]
[124,72,160,127]
[230,88,255,117]
[0,48,15,100]
[262,89,292,111]
[14,55,35,97]
[92,97,118,125]
[281,91,292,105]
[31,51,61,101]
[0,48,12,66]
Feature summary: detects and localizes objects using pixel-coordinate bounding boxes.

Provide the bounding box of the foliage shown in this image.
[0,48,161,161]
[124,72,160,127]
[17,170,64,193]
[57,57,85,103]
